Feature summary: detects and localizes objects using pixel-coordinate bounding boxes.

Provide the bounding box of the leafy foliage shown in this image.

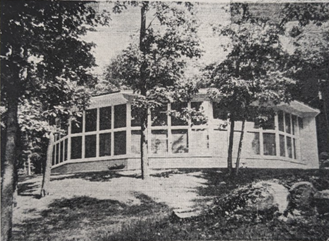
[204,3,295,174]
[106,2,202,109]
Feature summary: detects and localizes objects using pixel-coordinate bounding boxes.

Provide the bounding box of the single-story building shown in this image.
[51,89,320,174]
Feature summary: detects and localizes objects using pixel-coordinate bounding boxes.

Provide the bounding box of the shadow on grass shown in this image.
[195,168,328,198]
[17,182,40,198]
[13,193,169,241]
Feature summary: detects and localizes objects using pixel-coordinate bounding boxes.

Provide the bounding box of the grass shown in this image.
[13,168,329,241]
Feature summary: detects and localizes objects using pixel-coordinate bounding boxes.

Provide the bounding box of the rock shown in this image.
[213,180,289,221]
[314,190,329,215]
[171,208,202,220]
[251,181,289,214]
[285,181,317,216]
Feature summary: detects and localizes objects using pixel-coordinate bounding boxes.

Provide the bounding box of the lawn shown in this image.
[13,168,329,241]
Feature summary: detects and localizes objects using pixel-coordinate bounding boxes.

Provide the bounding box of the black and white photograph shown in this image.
[1,1,329,240]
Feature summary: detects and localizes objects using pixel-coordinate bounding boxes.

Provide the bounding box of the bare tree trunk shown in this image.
[27,155,32,176]
[227,115,235,176]
[140,111,149,179]
[40,132,54,197]
[235,118,246,176]
[1,99,19,241]
[140,1,149,180]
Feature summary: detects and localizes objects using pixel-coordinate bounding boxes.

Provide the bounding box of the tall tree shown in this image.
[205,3,294,175]
[279,2,329,153]
[106,1,202,179]
[0,1,108,240]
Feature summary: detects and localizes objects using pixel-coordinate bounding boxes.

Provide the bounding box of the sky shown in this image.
[82,2,231,76]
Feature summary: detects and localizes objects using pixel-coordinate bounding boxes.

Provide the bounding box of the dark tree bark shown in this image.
[140,1,149,180]
[40,132,54,197]
[227,115,235,176]
[1,97,19,241]
[235,118,246,175]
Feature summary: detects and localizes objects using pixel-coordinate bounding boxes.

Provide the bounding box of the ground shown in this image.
[13,168,329,241]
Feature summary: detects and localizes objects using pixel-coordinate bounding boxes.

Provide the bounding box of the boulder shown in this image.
[213,180,289,221]
[314,190,329,215]
[284,182,317,216]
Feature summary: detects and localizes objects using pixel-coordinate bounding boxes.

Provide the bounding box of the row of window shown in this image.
[52,103,303,165]
[70,102,205,134]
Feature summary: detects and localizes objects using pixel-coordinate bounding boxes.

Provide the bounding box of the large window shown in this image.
[99,133,111,157]
[152,105,167,126]
[71,116,82,134]
[114,104,126,128]
[131,106,141,127]
[85,109,97,132]
[131,130,141,154]
[114,131,126,155]
[151,130,168,154]
[263,133,276,156]
[172,130,188,153]
[85,135,96,158]
[71,136,82,159]
[171,103,188,126]
[100,107,111,130]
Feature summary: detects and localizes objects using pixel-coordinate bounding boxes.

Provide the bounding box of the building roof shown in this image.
[89,89,320,117]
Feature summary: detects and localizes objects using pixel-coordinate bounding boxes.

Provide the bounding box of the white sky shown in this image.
[83,2,231,76]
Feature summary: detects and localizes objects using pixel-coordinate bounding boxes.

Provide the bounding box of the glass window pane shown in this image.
[71,116,82,134]
[191,102,205,125]
[64,139,68,161]
[71,136,82,159]
[213,102,228,120]
[285,113,291,134]
[151,130,168,154]
[278,111,284,132]
[293,138,297,159]
[131,130,141,154]
[190,129,209,154]
[152,105,168,126]
[99,133,111,157]
[52,146,55,165]
[172,130,188,153]
[251,132,260,155]
[114,131,126,155]
[292,115,297,135]
[131,106,141,127]
[279,134,285,157]
[60,141,64,163]
[262,114,275,130]
[100,107,111,130]
[114,105,126,128]
[85,109,97,132]
[56,143,59,164]
[287,136,292,158]
[171,103,188,126]
[85,135,96,158]
[263,133,276,156]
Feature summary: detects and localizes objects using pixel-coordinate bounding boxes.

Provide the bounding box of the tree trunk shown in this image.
[139,1,149,180]
[1,99,19,241]
[40,132,54,197]
[227,115,235,176]
[140,110,149,179]
[235,118,246,175]
[27,155,32,176]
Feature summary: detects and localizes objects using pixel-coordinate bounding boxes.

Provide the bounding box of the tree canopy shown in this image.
[1,1,109,240]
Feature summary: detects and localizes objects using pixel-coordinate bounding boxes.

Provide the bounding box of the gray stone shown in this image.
[285,181,317,215]
[241,181,289,214]
[314,190,329,215]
